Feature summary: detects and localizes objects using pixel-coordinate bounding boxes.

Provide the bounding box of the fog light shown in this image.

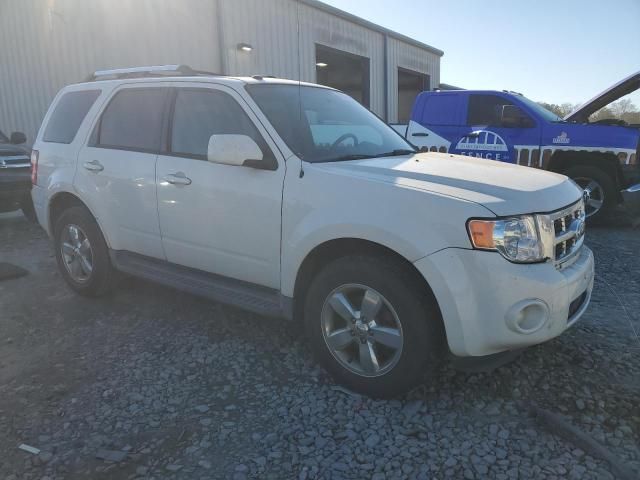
[505,299,549,334]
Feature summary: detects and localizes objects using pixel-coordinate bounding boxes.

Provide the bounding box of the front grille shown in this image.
[0,154,30,168]
[544,200,586,265]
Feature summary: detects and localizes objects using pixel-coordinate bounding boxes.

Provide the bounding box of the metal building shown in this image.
[0,0,443,141]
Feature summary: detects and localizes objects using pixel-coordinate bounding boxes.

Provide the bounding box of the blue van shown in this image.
[405,72,640,222]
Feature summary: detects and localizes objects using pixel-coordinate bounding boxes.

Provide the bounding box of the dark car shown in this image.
[0,129,35,220]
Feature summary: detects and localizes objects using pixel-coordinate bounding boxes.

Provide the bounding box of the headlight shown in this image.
[467,215,546,263]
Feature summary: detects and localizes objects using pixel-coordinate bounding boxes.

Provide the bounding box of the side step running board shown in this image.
[109,250,292,319]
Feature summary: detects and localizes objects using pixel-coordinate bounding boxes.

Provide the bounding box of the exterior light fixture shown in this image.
[238,43,253,52]
[316,62,328,68]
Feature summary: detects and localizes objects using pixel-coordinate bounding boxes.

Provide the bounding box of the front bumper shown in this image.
[0,169,31,206]
[414,246,594,357]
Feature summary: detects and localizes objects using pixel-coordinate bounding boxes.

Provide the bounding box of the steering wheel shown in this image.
[331,133,359,150]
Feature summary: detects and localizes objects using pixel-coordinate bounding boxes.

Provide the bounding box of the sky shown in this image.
[322,0,640,107]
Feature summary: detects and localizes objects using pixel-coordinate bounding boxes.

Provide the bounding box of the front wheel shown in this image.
[564,165,617,224]
[304,255,445,398]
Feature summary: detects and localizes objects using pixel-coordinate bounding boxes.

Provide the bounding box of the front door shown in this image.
[156,85,285,289]
[453,93,538,165]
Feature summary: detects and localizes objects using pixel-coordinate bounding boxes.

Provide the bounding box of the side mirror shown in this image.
[207,134,264,168]
[501,105,534,128]
[10,131,26,144]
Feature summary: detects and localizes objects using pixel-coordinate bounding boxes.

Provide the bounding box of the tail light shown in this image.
[31,149,39,185]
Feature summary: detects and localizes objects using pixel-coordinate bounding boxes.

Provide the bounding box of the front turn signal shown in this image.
[467,220,496,249]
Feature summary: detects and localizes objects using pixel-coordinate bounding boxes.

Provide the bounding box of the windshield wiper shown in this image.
[373,149,417,158]
[315,154,374,163]
[315,149,416,163]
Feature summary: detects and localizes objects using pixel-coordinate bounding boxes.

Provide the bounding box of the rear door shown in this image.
[406,92,463,152]
[75,85,170,259]
[155,84,285,288]
[454,93,538,165]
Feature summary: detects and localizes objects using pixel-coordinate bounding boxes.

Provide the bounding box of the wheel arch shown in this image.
[547,150,623,193]
[291,237,444,327]
[48,192,110,246]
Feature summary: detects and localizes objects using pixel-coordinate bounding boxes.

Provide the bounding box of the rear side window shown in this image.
[170,89,274,162]
[419,94,460,126]
[97,88,168,152]
[467,94,515,125]
[43,90,101,143]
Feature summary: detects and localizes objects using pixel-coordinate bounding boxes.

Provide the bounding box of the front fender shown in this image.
[280,223,424,297]
[280,158,493,297]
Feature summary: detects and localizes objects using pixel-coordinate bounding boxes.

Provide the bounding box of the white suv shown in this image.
[31,65,594,396]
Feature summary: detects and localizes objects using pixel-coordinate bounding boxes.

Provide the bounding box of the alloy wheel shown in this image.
[60,224,94,283]
[321,284,403,377]
[574,176,605,217]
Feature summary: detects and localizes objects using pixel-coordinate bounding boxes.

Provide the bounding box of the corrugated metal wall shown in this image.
[387,38,440,123]
[219,0,386,114]
[0,0,441,141]
[0,0,222,142]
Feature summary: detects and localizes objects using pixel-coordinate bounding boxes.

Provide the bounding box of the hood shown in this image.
[0,143,31,169]
[564,71,640,122]
[314,152,582,216]
[0,144,29,156]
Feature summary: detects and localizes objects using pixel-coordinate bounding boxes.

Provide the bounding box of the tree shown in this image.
[537,102,576,118]
[610,98,634,118]
[538,97,639,124]
[592,99,639,123]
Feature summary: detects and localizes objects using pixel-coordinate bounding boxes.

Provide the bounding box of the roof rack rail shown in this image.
[84,65,221,82]
[251,75,278,80]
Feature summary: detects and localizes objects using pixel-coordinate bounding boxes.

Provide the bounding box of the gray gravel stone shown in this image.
[365,434,380,448]
[0,215,636,480]
[95,449,127,463]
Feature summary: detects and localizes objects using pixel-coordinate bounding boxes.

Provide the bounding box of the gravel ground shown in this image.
[1,211,639,479]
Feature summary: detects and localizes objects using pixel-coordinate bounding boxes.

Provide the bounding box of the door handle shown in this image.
[412,132,429,137]
[163,172,192,186]
[83,160,104,172]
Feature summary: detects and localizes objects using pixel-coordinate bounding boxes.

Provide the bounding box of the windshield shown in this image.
[0,129,8,143]
[246,84,414,163]
[517,95,563,122]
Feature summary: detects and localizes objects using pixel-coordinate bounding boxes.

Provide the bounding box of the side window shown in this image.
[43,90,101,144]
[97,88,168,152]
[467,94,516,125]
[421,94,460,126]
[170,89,274,163]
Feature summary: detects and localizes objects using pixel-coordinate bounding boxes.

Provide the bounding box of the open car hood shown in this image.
[564,71,640,122]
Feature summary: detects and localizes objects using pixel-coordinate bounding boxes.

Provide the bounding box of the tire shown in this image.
[53,206,115,297]
[20,194,37,222]
[564,165,617,224]
[304,254,445,398]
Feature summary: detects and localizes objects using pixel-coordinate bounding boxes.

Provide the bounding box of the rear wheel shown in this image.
[304,255,445,398]
[564,165,617,224]
[54,206,115,296]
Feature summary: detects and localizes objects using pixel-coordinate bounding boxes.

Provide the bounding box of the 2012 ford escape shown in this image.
[31,65,594,397]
